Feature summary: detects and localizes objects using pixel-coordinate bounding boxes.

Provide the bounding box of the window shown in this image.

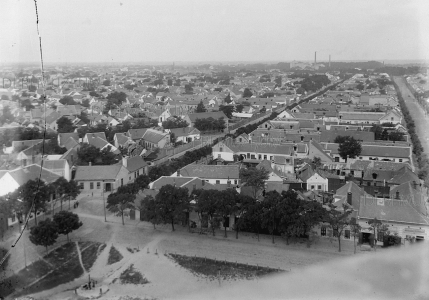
[270,156,273,160]
[11,214,16,223]
[97,182,101,189]
[121,178,124,186]
[317,185,322,190]
[335,157,339,162]
[263,155,267,160]
[234,180,238,184]
[350,170,354,175]
[251,155,255,159]
[311,185,315,190]
[391,117,394,121]
[321,227,326,236]
[219,147,223,152]
[344,230,350,239]
[258,154,262,160]
[367,182,371,186]
[333,229,338,237]
[90,182,94,189]
[79,182,84,189]
[218,154,221,159]
[399,159,403,162]
[216,180,220,184]
[239,138,242,142]
[359,157,362,160]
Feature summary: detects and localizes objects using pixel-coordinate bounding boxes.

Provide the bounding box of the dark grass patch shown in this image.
[44,242,78,266]
[0,259,51,297]
[15,253,84,297]
[0,242,83,298]
[169,254,283,280]
[79,242,106,272]
[107,246,123,265]
[118,264,149,285]
[0,247,9,271]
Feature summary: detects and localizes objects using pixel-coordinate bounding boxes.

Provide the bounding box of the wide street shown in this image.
[393,76,429,153]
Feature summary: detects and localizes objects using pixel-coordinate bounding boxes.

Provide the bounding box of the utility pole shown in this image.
[103,184,107,222]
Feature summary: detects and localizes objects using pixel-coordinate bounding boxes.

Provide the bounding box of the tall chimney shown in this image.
[314,51,317,64]
[347,192,352,205]
[122,156,127,167]
[329,55,331,68]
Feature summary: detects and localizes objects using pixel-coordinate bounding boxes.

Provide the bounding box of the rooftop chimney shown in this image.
[347,192,352,205]
[202,179,205,186]
[122,156,128,167]
[177,169,181,177]
[314,51,317,64]
[329,55,331,68]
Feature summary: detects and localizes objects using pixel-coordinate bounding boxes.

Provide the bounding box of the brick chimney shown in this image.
[122,156,128,168]
[347,192,352,205]
[177,168,181,177]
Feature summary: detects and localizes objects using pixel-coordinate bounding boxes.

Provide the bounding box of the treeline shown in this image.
[297,75,331,92]
[392,80,429,180]
[375,66,422,76]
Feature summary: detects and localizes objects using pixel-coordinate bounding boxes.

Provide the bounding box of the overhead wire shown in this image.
[0,0,48,268]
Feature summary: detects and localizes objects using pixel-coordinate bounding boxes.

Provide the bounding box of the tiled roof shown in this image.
[169,127,200,137]
[179,164,239,179]
[8,164,60,185]
[348,159,409,172]
[361,145,410,158]
[127,128,148,140]
[58,132,79,147]
[85,132,107,141]
[320,131,375,143]
[115,133,131,146]
[124,156,147,173]
[358,195,429,225]
[228,142,294,156]
[339,112,385,121]
[188,112,227,122]
[74,164,123,181]
[334,181,369,208]
[41,159,67,170]
[142,129,168,144]
[390,182,428,216]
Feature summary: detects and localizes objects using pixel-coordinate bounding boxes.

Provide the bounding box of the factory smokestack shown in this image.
[329,55,331,68]
[314,52,317,64]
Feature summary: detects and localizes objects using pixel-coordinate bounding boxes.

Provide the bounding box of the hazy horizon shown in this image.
[2,0,429,64]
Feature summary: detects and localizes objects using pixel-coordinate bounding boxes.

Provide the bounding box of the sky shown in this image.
[1,0,429,64]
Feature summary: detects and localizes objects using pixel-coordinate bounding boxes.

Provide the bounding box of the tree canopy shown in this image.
[239,167,270,200]
[195,100,206,113]
[335,136,362,161]
[155,184,190,231]
[29,218,58,251]
[53,211,83,241]
[56,116,75,133]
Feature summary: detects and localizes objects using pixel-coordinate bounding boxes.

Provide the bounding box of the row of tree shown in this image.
[29,211,83,251]
[194,117,226,132]
[1,178,81,227]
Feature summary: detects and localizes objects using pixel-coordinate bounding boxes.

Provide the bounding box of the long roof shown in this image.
[74,164,123,181]
[8,164,60,185]
[187,111,227,122]
[179,164,239,179]
[227,142,294,155]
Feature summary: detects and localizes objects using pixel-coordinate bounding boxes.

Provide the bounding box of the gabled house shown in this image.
[172,164,240,186]
[168,127,200,144]
[83,132,120,155]
[74,163,130,192]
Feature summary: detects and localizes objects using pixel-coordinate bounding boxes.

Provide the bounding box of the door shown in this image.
[129,209,135,220]
[105,183,112,192]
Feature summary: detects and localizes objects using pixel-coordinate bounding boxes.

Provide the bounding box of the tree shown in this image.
[57,116,75,133]
[368,218,387,250]
[185,84,193,94]
[53,211,82,241]
[349,217,362,254]
[217,189,237,238]
[0,106,14,125]
[155,184,189,231]
[224,93,232,104]
[370,124,384,140]
[162,118,189,129]
[278,190,302,245]
[388,131,404,141]
[102,79,111,86]
[139,195,160,229]
[356,83,365,91]
[195,100,206,113]
[134,175,151,191]
[77,144,117,165]
[335,136,362,161]
[242,88,253,98]
[64,180,80,209]
[311,157,322,169]
[15,180,50,226]
[235,104,244,113]
[195,189,220,235]
[324,203,353,252]
[51,177,69,211]
[232,194,255,239]
[29,218,58,252]
[239,167,269,200]
[59,96,77,106]
[261,191,282,243]
[107,192,136,225]
[219,105,234,119]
